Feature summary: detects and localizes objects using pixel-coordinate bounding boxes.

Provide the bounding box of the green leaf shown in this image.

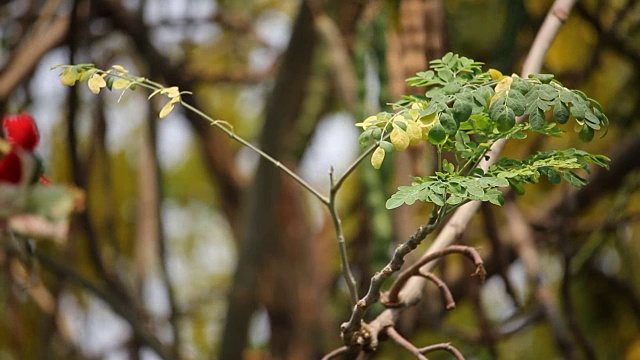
[509,179,526,195]
[578,124,594,142]
[438,68,454,82]
[452,100,473,122]
[386,183,427,209]
[428,192,445,206]
[442,83,461,95]
[428,124,448,145]
[446,195,464,205]
[570,102,588,119]
[379,140,395,154]
[506,89,526,116]
[541,167,561,184]
[562,171,588,188]
[439,112,458,135]
[559,89,574,103]
[358,128,372,147]
[485,189,505,206]
[394,120,408,131]
[466,184,484,198]
[584,111,601,129]
[538,84,557,101]
[553,101,569,124]
[530,73,555,84]
[511,76,531,95]
[490,101,516,131]
[528,107,545,129]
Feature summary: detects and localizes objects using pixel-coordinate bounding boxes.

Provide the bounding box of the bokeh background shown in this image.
[1,0,640,359]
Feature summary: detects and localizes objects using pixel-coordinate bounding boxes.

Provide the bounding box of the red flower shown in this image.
[0,150,22,184]
[0,112,43,184]
[3,112,40,151]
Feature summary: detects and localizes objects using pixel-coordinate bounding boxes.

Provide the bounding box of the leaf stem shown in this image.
[180,101,330,205]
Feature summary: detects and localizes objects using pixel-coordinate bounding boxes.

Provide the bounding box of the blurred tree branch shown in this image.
[0,13,69,100]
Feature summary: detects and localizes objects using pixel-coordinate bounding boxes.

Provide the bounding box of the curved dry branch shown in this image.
[385,326,428,360]
[320,345,350,360]
[418,271,455,310]
[418,342,465,360]
[383,245,485,305]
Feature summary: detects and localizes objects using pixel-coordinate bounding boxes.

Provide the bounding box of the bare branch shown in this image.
[385,326,428,360]
[418,271,455,310]
[418,342,465,360]
[321,345,350,360]
[341,209,440,346]
[384,245,485,305]
[0,15,70,100]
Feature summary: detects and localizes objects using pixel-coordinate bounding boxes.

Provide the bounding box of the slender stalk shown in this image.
[329,169,358,305]
[180,101,330,205]
[332,140,381,192]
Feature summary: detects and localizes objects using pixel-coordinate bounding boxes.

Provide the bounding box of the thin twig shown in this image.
[385,326,428,360]
[329,168,359,305]
[385,245,485,305]
[332,140,382,192]
[180,101,330,205]
[321,345,350,360]
[418,342,465,360]
[419,271,455,310]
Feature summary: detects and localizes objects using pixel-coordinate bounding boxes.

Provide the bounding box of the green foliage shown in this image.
[357,53,610,210]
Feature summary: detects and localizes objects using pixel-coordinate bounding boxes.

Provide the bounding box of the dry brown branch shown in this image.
[385,326,428,360]
[0,14,69,100]
[418,271,455,310]
[384,245,485,306]
[341,210,440,347]
[418,342,465,360]
[320,345,350,360]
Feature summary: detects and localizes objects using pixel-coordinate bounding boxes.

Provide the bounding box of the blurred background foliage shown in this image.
[1,0,640,359]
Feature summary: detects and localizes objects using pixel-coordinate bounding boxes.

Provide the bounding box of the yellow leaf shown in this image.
[406,120,422,145]
[355,115,377,128]
[390,127,410,151]
[494,76,513,94]
[408,109,420,121]
[489,68,504,81]
[112,78,130,90]
[371,147,385,169]
[60,68,78,86]
[161,86,180,98]
[490,76,513,106]
[111,64,128,73]
[148,88,162,99]
[159,97,180,118]
[87,73,106,94]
